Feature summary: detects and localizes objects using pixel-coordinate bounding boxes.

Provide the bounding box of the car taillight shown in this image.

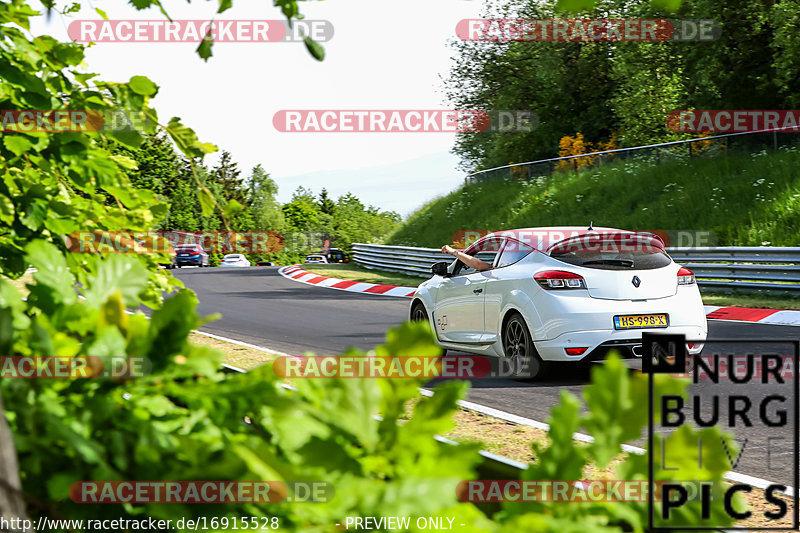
[565,347,588,355]
[190,251,200,256]
[677,267,695,285]
[534,270,586,290]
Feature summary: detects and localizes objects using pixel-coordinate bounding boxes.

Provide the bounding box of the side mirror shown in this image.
[431,261,449,277]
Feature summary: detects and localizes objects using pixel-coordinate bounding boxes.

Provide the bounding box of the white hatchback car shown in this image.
[304,254,329,264]
[220,254,251,267]
[410,227,707,379]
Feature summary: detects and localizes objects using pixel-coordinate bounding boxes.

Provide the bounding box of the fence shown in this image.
[352,243,800,294]
[466,127,800,184]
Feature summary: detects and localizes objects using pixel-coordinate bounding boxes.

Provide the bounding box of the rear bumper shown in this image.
[177,257,203,265]
[534,324,707,362]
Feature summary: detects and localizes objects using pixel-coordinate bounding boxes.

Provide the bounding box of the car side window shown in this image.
[495,240,534,268]
[451,240,501,277]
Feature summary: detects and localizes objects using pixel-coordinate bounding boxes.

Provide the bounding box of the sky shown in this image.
[31,0,487,216]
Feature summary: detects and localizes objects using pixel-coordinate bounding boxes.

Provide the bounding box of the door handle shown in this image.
[473,288,483,294]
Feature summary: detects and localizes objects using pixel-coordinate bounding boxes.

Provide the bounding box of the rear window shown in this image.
[548,233,671,270]
[223,254,242,259]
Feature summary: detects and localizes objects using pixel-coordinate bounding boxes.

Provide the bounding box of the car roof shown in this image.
[468,226,638,253]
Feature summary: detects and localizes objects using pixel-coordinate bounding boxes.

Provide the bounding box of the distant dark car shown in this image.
[315,248,350,263]
[175,244,209,267]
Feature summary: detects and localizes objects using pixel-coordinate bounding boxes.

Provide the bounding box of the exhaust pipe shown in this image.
[631,344,643,357]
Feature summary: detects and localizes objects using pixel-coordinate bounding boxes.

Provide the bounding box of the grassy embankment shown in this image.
[382,150,800,308]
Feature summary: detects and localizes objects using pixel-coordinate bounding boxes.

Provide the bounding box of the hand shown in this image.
[441,245,456,255]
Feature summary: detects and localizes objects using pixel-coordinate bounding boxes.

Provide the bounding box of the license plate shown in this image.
[614,314,669,329]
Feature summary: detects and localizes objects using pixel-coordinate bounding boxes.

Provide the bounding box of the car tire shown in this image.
[411,302,428,322]
[410,302,447,356]
[503,313,549,381]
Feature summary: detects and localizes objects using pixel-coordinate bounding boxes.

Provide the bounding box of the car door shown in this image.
[432,237,501,344]
[483,238,536,342]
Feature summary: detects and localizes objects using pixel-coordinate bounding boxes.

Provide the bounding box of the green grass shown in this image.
[385,148,800,309]
[300,262,425,287]
[388,148,800,248]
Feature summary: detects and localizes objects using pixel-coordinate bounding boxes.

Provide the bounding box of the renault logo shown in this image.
[632,275,641,288]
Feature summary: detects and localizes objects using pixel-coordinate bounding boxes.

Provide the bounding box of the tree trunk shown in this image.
[0,393,29,532]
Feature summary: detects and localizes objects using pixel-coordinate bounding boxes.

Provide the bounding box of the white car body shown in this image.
[410,227,707,366]
[220,254,251,267]
[305,255,329,264]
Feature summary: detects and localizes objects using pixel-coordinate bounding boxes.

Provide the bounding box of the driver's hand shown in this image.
[441,245,456,255]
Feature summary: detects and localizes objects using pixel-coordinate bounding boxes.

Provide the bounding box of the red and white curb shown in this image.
[279,265,418,297]
[279,266,800,326]
[703,305,800,326]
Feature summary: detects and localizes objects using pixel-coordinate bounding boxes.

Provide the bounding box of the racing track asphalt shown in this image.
[175,266,800,487]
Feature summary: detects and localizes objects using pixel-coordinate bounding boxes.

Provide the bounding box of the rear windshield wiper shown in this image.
[581,259,635,267]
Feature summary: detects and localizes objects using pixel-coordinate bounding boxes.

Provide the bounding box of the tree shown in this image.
[246,164,285,231]
[113,133,180,197]
[211,150,245,204]
[318,188,336,215]
[282,186,322,231]
[446,0,800,172]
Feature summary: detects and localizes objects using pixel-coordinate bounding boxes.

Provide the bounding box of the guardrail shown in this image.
[353,243,800,294]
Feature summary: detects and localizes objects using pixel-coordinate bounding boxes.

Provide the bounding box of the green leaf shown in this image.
[95,7,108,20]
[0,193,15,225]
[146,289,199,364]
[303,35,325,61]
[217,0,233,13]
[651,0,683,11]
[128,75,158,97]
[105,124,144,149]
[223,198,244,218]
[52,43,84,66]
[166,117,217,158]
[555,0,597,12]
[83,255,149,307]
[198,187,215,216]
[196,37,213,61]
[25,240,77,304]
[109,154,138,170]
[3,135,33,157]
[47,472,78,500]
[523,391,586,482]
